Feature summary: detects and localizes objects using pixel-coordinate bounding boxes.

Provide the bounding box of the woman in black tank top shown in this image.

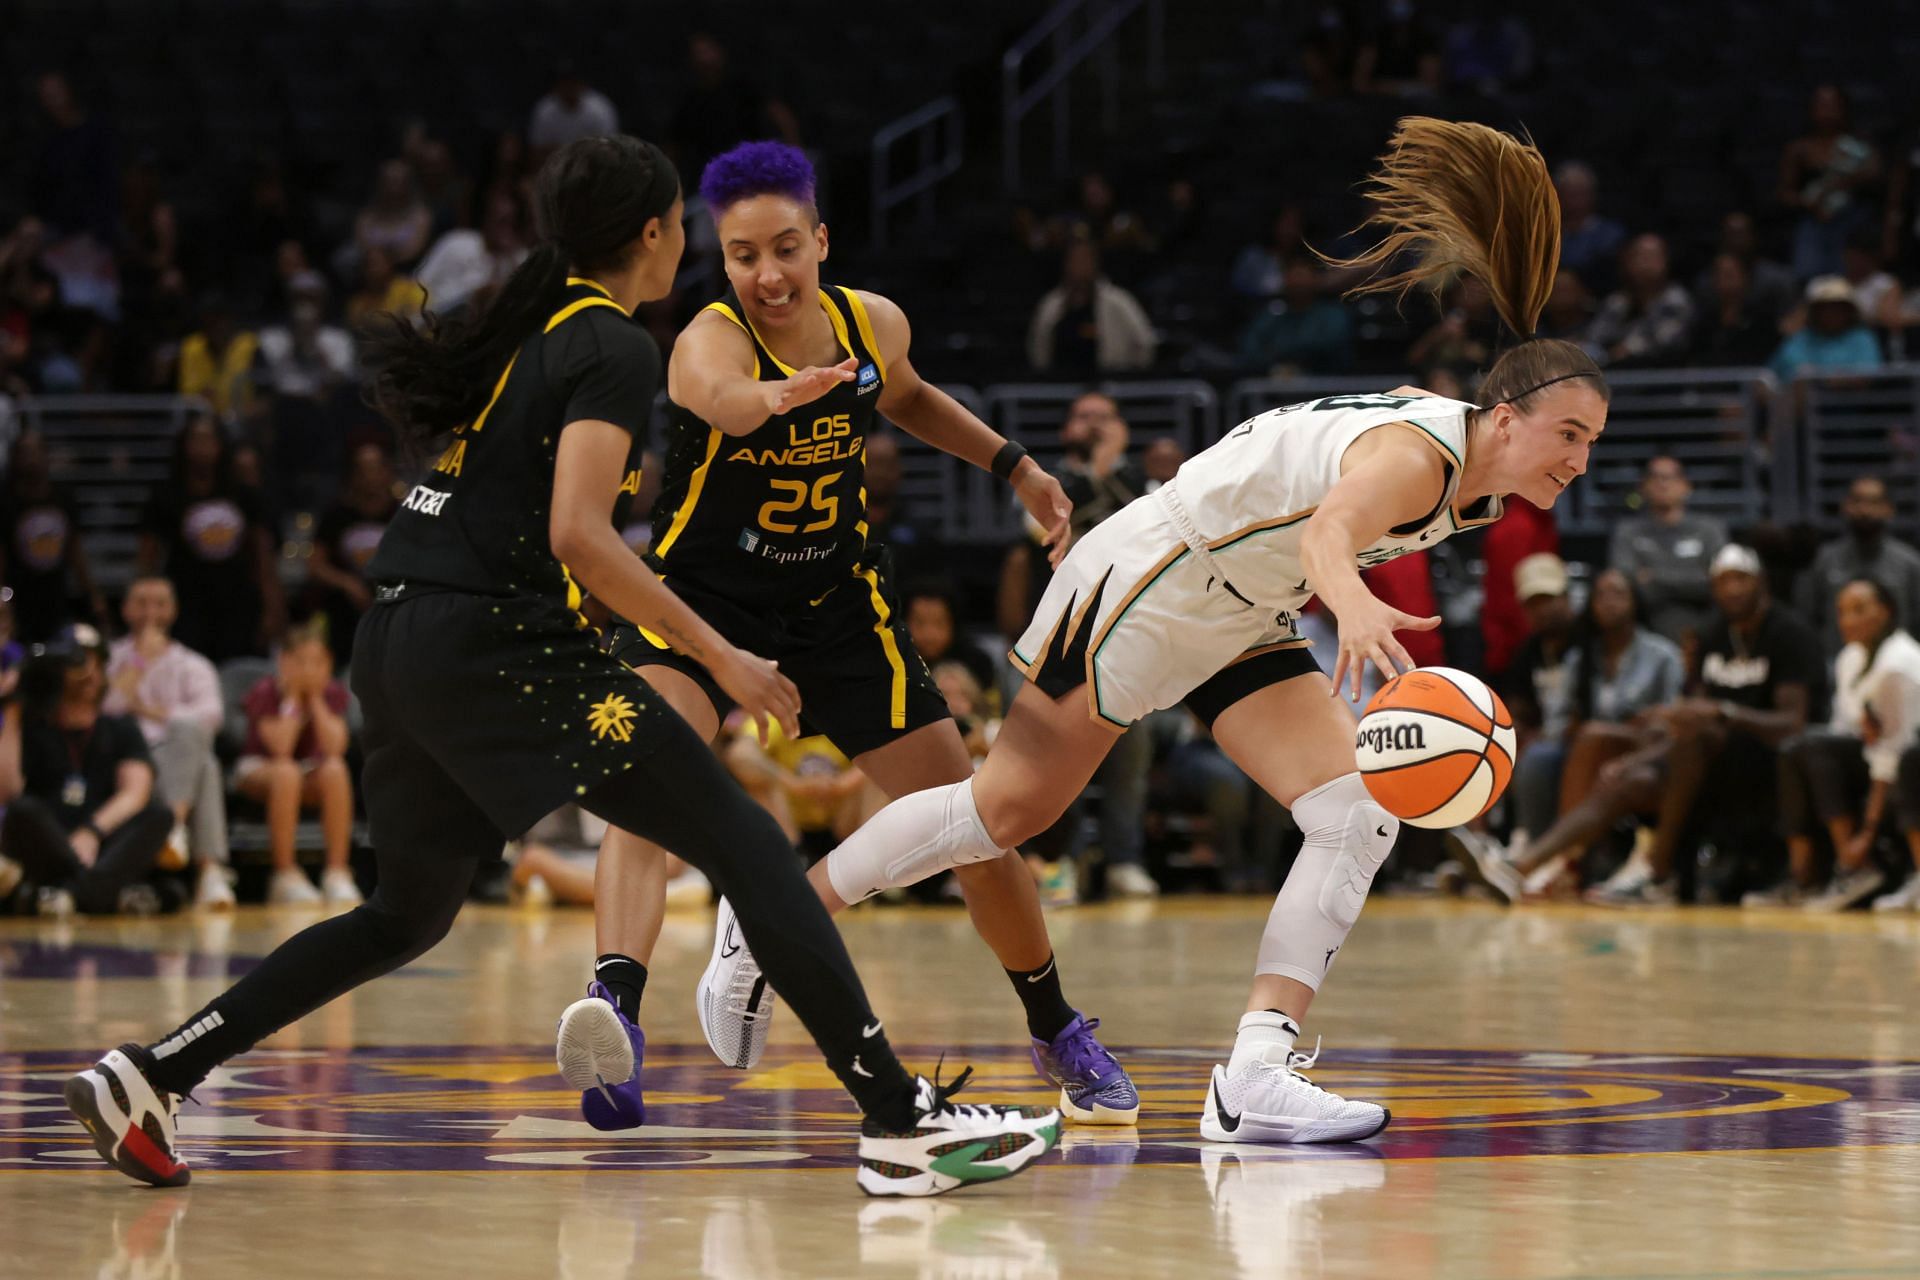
[62,135,1057,1198]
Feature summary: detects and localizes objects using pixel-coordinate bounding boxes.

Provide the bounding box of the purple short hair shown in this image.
[699,141,817,216]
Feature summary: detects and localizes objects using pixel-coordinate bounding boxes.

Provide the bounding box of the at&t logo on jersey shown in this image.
[402,485,452,516]
[855,363,880,394]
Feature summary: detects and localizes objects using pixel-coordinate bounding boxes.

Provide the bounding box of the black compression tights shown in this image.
[142,735,917,1127]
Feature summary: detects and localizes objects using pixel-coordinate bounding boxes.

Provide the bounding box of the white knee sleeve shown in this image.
[1254,773,1397,991]
[825,777,1008,906]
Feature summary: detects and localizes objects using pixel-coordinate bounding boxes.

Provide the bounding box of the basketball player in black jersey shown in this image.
[62,136,1059,1199]
[555,142,1138,1129]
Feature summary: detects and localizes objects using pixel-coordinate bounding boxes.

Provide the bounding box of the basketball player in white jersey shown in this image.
[702,118,1610,1142]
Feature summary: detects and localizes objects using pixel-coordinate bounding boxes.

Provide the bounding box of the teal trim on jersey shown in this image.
[1403,418,1464,467]
[1087,548,1195,727]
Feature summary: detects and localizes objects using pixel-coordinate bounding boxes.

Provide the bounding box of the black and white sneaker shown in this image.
[1199,1043,1390,1144]
[697,896,775,1069]
[64,1045,190,1187]
[857,1068,1062,1197]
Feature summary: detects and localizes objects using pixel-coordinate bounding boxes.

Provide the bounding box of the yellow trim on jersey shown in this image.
[468,353,519,433]
[703,301,762,379]
[839,288,888,382]
[654,429,724,560]
[566,276,619,304]
[716,290,854,379]
[820,297,856,370]
[544,295,626,332]
[856,564,909,728]
[558,563,589,628]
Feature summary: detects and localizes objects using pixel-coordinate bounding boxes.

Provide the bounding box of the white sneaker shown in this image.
[1455,828,1521,904]
[157,822,190,872]
[322,869,363,907]
[664,866,711,908]
[1872,876,1920,912]
[1521,852,1573,898]
[1804,865,1887,913]
[37,886,76,918]
[1584,843,1676,906]
[856,1069,1061,1197]
[268,868,323,905]
[1199,1044,1390,1144]
[697,896,776,1070]
[1741,880,1805,908]
[1106,862,1159,899]
[194,864,236,911]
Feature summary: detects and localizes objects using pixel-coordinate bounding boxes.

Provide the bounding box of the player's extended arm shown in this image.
[1299,425,1450,701]
[552,419,800,743]
[667,311,853,438]
[865,290,1073,564]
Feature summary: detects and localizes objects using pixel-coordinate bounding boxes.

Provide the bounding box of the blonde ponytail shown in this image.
[1323,117,1561,339]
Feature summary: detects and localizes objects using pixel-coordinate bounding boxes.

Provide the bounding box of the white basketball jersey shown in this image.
[1163,392,1502,611]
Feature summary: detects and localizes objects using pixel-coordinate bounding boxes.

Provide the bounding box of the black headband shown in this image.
[1508,370,1600,401]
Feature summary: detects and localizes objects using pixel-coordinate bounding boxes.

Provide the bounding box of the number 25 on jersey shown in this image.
[759,471,842,535]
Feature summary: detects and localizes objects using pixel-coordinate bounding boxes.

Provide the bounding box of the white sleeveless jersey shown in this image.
[1169,391,1499,611]
[1010,391,1502,726]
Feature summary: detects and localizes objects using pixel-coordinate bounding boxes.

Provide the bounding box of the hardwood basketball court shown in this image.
[5,898,1918,1278]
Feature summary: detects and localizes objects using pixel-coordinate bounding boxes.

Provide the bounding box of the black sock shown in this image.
[594,954,648,1022]
[1006,953,1076,1042]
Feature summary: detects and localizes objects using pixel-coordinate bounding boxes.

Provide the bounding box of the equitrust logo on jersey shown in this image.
[855,363,880,394]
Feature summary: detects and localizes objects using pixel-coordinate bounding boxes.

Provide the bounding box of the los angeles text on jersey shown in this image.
[726,413,865,467]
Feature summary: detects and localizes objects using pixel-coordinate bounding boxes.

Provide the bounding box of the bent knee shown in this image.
[977,790,1065,851]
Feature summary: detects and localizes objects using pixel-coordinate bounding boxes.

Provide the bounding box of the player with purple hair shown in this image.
[552,140,1140,1132]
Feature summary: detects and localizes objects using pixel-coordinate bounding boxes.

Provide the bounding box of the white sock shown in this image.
[1228,1010,1301,1075]
[824,777,1006,906]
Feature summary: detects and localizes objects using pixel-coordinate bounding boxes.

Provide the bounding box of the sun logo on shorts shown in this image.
[588,693,639,743]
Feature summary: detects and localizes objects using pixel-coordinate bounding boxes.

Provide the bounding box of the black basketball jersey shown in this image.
[369,278,658,615]
[647,284,887,609]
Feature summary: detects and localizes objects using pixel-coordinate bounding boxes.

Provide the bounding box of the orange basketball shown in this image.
[1354,666,1516,829]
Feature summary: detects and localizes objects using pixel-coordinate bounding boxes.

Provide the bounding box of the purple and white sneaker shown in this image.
[556,981,645,1131]
[1030,1012,1138,1125]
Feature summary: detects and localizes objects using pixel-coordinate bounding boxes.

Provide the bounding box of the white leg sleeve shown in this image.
[824,777,1008,906]
[1254,773,1397,991]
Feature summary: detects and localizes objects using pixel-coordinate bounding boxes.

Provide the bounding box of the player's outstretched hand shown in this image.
[714,648,803,746]
[1014,462,1075,567]
[764,358,857,416]
[1329,593,1441,703]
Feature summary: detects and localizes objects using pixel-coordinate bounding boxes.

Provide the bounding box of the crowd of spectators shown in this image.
[5,30,1920,917]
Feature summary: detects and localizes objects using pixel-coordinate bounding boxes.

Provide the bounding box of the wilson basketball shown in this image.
[1355,667,1516,829]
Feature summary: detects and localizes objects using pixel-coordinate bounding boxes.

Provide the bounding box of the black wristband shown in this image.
[991,440,1030,481]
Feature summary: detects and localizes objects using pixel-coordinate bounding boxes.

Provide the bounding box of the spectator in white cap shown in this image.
[1769,276,1884,381]
[1463,565,1685,902]
[1587,543,1827,905]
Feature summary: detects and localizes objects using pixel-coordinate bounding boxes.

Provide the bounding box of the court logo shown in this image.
[0,1046,1904,1175]
[588,693,639,742]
